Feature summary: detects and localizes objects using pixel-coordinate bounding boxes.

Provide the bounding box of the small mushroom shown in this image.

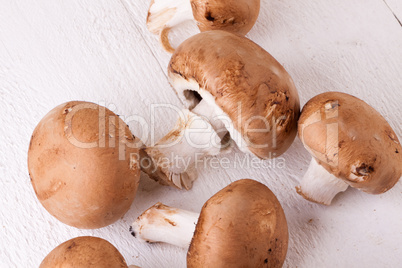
[28,101,141,228]
[130,179,289,267]
[143,31,300,189]
[147,0,260,52]
[40,236,139,268]
[297,92,402,205]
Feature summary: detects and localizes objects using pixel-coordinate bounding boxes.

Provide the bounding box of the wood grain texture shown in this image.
[0,0,401,267]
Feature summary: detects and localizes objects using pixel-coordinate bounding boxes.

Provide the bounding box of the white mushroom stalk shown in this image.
[147,0,194,53]
[144,93,229,190]
[296,158,349,205]
[130,203,199,249]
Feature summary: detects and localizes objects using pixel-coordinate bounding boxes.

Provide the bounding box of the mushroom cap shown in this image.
[28,101,140,229]
[298,92,402,194]
[187,179,288,267]
[40,236,128,268]
[191,0,260,35]
[169,30,300,158]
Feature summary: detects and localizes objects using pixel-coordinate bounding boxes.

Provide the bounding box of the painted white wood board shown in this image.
[385,0,402,25]
[0,0,401,267]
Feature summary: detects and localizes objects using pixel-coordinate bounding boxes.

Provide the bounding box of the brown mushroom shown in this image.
[147,0,260,52]
[130,179,289,267]
[28,101,141,228]
[297,92,402,205]
[40,236,139,268]
[143,31,300,189]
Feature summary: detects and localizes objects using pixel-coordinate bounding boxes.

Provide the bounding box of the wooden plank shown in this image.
[0,1,185,267]
[118,1,402,267]
[0,0,401,267]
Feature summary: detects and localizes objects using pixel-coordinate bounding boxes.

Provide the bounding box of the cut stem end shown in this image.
[130,202,199,249]
[145,108,221,190]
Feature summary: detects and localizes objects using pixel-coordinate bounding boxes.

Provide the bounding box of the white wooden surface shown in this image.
[0,0,401,267]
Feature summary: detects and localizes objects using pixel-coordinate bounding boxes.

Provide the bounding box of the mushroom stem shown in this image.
[191,99,227,140]
[147,0,194,53]
[130,203,199,249]
[296,158,349,205]
[145,102,224,190]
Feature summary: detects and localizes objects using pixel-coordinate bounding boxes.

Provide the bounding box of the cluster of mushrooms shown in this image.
[28,0,402,267]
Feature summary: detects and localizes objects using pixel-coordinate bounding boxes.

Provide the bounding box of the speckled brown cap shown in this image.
[169,30,300,158]
[40,236,128,268]
[298,92,402,194]
[191,0,260,35]
[187,179,288,267]
[28,101,140,229]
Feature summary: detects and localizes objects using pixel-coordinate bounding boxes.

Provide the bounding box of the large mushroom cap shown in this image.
[187,179,288,267]
[40,236,128,268]
[28,101,140,229]
[191,0,260,35]
[169,30,300,158]
[298,92,402,194]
